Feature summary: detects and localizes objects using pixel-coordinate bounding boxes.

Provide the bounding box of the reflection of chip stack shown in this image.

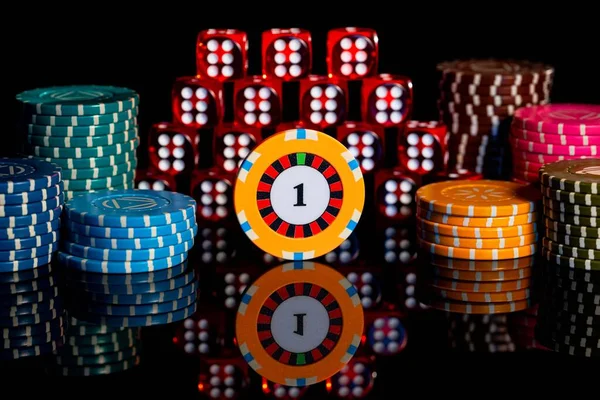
[536,159,600,358]
[447,314,515,353]
[509,104,600,184]
[437,60,554,179]
[16,86,139,201]
[0,158,65,361]
[416,180,541,314]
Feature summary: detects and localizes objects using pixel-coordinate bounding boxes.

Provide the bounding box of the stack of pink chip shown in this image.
[509,104,600,184]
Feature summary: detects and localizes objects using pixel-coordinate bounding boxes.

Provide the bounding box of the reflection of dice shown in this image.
[327,27,378,80]
[196,29,248,81]
[214,124,261,174]
[326,356,376,399]
[148,122,199,175]
[196,226,237,265]
[174,306,226,356]
[214,266,260,311]
[262,28,311,81]
[362,74,413,127]
[375,169,420,221]
[338,265,382,310]
[261,378,308,399]
[398,120,448,175]
[395,265,429,312]
[172,77,223,128]
[337,123,384,174]
[191,169,235,223]
[320,232,359,266]
[299,75,347,129]
[198,358,249,400]
[382,225,417,265]
[364,311,407,356]
[234,77,282,128]
[134,169,176,191]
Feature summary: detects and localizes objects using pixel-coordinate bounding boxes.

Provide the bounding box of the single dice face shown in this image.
[375,171,418,220]
[218,269,254,310]
[399,267,429,312]
[148,122,199,175]
[383,226,416,265]
[399,121,448,175]
[198,360,248,400]
[197,29,247,81]
[362,75,413,127]
[339,124,384,174]
[172,77,223,128]
[197,226,237,265]
[300,77,347,128]
[174,308,226,356]
[214,125,260,174]
[261,379,308,399]
[321,232,359,266]
[327,27,378,80]
[262,28,311,81]
[327,357,376,399]
[234,78,282,128]
[366,315,408,356]
[191,172,234,223]
[134,169,176,191]
[343,268,382,310]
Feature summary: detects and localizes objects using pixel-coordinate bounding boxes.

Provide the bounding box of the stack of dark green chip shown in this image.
[537,158,600,357]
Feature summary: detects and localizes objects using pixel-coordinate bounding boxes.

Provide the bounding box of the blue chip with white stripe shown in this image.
[0,206,61,229]
[68,226,197,250]
[58,251,188,274]
[66,216,196,239]
[0,158,62,194]
[0,254,53,273]
[65,189,196,228]
[0,241,58,261]
[62,238,193,261]
[0,182,63,205]
[0,218,60,240]
[0,230,59,250]
[0,193,64,217]
[0,263,52,283]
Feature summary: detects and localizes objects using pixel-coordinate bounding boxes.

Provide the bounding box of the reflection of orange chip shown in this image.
[235,262,364,387]
[416,180,540,217]
[418,238,537,260]
[431,277,532,292]
[431,266,533,281]
[429,286,531,302]
[425,298,531,314]
[422,253,536,271]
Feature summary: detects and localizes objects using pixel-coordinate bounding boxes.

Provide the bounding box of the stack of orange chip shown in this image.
[415,180,541,314]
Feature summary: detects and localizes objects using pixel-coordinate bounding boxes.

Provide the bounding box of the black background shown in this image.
[2,5,600,396]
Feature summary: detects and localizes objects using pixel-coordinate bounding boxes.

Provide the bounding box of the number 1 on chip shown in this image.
[235,128,365,260]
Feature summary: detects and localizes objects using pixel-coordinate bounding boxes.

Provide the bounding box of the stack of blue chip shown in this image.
[0,158,66,361]
[16,85,140,201]
[58,189,199,328]
[47,317,142,376]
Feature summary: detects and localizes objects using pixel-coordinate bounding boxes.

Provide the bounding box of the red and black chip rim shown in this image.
[257,282,342,366]
[257,152,343,238]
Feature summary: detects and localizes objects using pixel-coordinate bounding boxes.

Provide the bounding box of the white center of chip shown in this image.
[270,295,330,353]
[270,165,330,226]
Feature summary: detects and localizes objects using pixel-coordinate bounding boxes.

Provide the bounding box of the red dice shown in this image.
[364,311,408,356]
[134,168,177,191]
[362,74,413,126]
[196,226,237,265]
[326,357,376,399]
[191,169,235,223]
[172,76,223,128]
[337,123,384,174]
[398,120,448,175]
[327,27,378,80]
[374,169,420,220]
[299,75,347,129]
[339,265,383,310]
[174,306,227,356]
[234,77,282,128]
[382,225,417,265]
[214,266,260,311]
[148,122,199,175]
[198,358,249,399]
[196,29,248,81]
[262,28,312,81]
[214,124,261,174]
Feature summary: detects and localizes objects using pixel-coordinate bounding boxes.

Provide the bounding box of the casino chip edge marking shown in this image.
[234,128,365,261]
[235,262,364,387]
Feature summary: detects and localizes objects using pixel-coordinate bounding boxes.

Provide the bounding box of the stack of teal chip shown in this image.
[0,158,66,361]
[16,85,140,201]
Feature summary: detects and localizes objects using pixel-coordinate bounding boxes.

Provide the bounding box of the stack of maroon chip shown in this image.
[437,59,554,179]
